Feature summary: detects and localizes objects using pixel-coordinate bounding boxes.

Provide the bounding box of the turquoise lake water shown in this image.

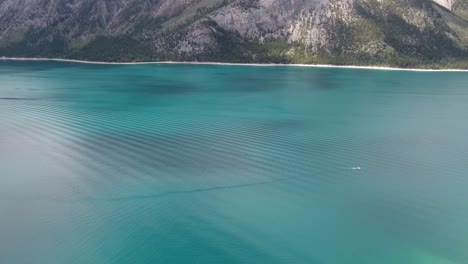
[1,61,468,264]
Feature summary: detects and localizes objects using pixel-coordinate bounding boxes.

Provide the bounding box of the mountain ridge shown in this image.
[0,0,467,68]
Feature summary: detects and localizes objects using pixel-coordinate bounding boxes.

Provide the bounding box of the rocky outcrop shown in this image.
[433,0,456,9]
[287,0,354,52]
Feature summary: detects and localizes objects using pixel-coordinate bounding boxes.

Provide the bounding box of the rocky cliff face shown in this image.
[0,0,467,67]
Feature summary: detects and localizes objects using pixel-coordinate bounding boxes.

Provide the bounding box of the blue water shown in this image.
[1,61,468,264]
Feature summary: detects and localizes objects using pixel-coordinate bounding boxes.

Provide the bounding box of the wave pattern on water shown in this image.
[1,61,468,264]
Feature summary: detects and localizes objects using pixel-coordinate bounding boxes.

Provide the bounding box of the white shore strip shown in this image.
[1,57,468,72]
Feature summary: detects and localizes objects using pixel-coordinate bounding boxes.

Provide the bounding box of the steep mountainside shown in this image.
[0,0,467,68]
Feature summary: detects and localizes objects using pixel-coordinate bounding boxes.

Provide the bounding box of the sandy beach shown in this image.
[1,56,468,72]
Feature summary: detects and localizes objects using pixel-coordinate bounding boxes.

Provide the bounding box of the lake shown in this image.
[1,61,468,264]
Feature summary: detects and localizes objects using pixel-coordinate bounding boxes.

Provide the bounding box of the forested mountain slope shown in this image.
[0,0,467,68]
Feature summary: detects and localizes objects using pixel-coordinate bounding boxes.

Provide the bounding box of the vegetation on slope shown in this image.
[0,0,466,68]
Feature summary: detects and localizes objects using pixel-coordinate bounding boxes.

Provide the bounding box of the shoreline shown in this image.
[1,57,468,72]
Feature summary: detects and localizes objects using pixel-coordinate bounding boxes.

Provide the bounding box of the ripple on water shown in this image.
[1,62,468,264]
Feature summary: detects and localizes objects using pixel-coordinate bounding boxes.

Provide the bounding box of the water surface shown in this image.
[1,61,468,264]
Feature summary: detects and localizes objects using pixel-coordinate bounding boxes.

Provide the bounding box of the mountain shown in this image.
[0,0,467,68]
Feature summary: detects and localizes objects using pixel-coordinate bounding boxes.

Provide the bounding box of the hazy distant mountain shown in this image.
[0,0,467,68]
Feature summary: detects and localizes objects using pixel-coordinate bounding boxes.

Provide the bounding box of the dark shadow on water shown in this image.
[139,82,199,95]
[311,69,339,90]
[0,97,38,100]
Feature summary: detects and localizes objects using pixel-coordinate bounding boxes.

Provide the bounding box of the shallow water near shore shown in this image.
[1,60,468,264]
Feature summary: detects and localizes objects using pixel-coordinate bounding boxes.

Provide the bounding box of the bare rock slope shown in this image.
[0,0,467,67]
